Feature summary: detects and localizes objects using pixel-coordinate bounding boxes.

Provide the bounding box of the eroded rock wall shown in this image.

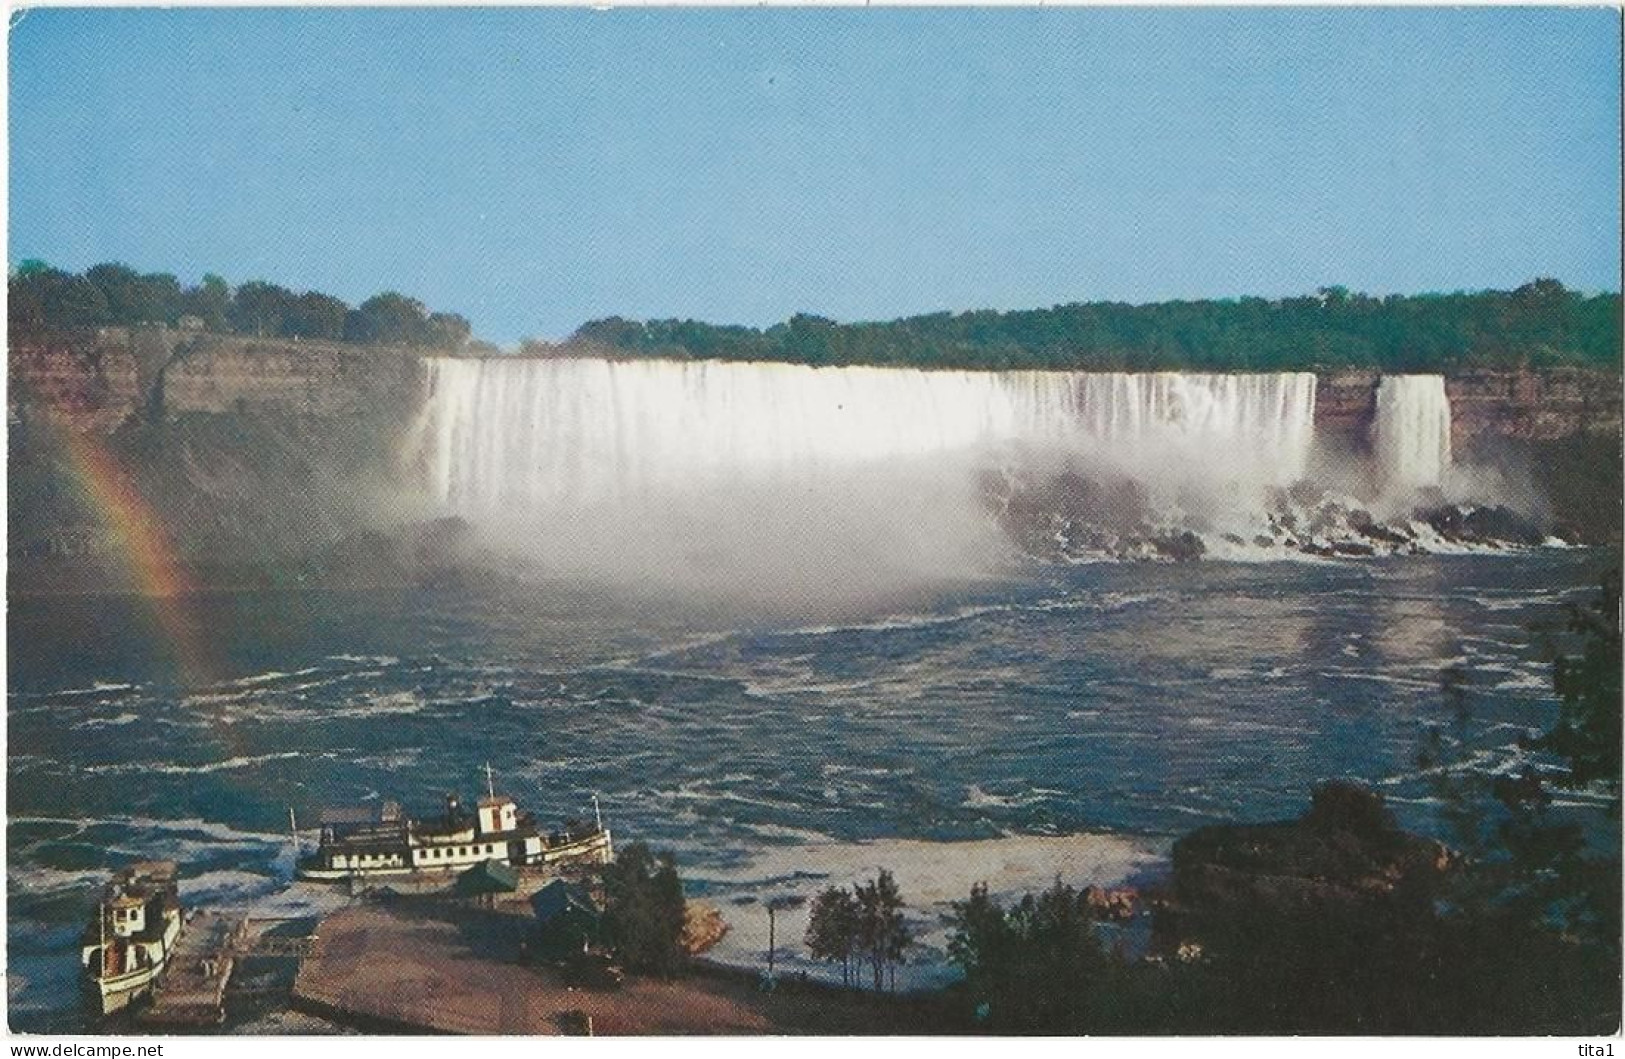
[1317,367,1622,452]
[9,328,432,592]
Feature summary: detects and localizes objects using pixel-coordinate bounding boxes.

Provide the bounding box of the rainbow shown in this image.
[54,423,215,685]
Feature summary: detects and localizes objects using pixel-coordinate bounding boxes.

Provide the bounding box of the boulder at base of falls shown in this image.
[1152,781,1451,957]
[1152,531,1207,562]
[1421,504,1546,546]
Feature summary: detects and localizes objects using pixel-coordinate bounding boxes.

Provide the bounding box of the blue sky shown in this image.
[10,7,1622,344]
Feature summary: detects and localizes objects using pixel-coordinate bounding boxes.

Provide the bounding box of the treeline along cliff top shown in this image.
[9,260,473,351]
[10,261,1621,374]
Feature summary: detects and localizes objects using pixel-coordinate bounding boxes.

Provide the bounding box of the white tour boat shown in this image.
[295,769,613,882]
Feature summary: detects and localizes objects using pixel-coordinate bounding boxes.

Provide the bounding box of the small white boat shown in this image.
[80,861,184,1016]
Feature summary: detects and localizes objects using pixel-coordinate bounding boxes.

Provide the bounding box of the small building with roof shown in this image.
[529,879,601,954]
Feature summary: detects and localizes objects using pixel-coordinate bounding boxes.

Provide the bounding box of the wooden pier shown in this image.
[137,914,317,1028]
[137,912,242,1027]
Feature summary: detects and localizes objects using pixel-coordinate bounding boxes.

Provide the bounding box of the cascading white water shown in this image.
[1372,375,1452,493]
[421,357,1319,515]
[403,357,1537,589]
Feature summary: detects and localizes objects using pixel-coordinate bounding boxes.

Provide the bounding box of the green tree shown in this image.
[1535,570,1622,801]
[947,878,1109,1030]
[230,280,296,337]
[348,291,430,345]
[804,885,860,986]
[945,881,1012,1000]
[182,273,232,331]
[81,263,180,325]
[1400,574,1622,1031]
[84,262,143,322]
[426,311,472,351]
[566,283,1622,372]
[601,841,688,977]
[854,868,910,992]
[45,272,112,328]
[8,272,49,331]
[283,291,350,341]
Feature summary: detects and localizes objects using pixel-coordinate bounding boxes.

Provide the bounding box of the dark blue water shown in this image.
[7,551,1612,1030]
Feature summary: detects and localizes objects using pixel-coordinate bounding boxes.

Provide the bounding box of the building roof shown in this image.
[530,879,599,923]
[319,805,382,826]
[454,859,520,897]
[124,860,178,881]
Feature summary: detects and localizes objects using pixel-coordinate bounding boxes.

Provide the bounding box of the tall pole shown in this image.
[485,762,496,800]
[764,895,802,984]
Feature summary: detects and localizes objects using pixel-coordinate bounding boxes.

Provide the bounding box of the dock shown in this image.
[137,912,242,1028]
[137,914,317,1028]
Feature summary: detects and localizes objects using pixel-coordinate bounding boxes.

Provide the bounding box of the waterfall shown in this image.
[420,357,1319,517]
[1372,375,1452,493]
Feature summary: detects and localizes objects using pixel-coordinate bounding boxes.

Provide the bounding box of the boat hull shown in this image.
[87,965,163,1016]
[295,828,614,883]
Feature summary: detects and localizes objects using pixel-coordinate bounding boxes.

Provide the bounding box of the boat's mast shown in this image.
[485,762,495,800]
[593,793,603,832]
[288,806,299,856]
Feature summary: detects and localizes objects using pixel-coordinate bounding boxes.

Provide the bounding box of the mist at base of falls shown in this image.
[408,357,1545,608]
[469,454,1012,611]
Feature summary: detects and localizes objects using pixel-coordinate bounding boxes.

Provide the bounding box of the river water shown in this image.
[7,549,1612,1031]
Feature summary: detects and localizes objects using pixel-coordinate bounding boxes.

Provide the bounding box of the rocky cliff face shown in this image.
[9,330,155,434]
[10,327,423,430]
[1317,367,1622,451]
[9,328,433,592]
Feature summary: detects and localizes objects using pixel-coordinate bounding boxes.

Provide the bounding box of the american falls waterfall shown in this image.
[411,357,1324,596]
[421,358,1318,510]
[409,357,1488,597]
[1373,375,1453,493]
